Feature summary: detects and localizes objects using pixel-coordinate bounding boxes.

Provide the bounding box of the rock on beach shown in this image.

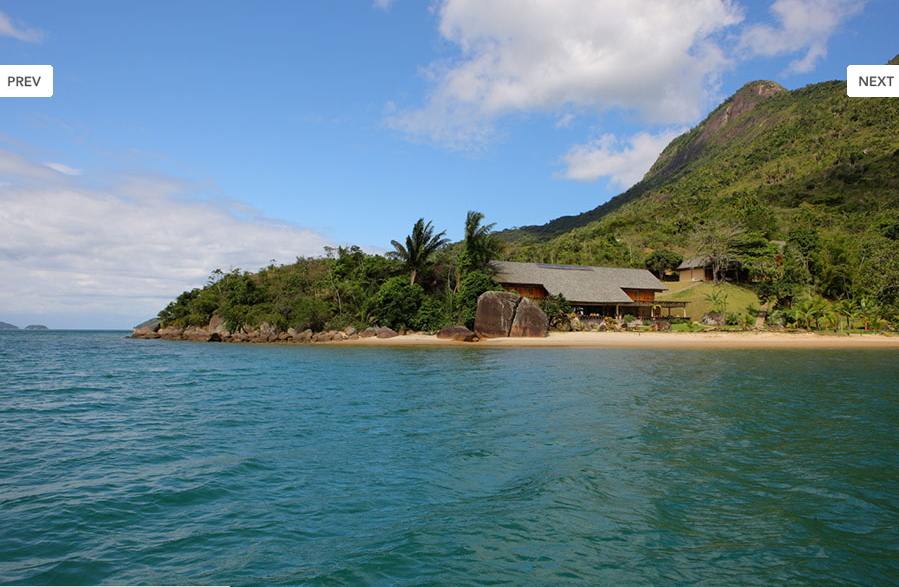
[474,291,548,338]
[436,325,478,342]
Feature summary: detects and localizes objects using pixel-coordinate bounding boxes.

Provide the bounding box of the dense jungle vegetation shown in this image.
[158,61,899,333]
[158,213,507,333]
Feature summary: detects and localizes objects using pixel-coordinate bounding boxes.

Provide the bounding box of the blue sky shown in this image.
[1,0,895,328]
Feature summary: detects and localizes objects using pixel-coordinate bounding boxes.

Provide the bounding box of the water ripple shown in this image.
[1,333,897,586]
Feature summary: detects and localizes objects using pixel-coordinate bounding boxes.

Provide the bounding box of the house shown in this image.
[678,241,786,283]
[676,256,713,282]
[491,261,689,319]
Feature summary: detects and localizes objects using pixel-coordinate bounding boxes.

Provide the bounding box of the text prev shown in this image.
[0,65,53,97]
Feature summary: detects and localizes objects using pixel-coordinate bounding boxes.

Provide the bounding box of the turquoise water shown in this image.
[1,331,898,586]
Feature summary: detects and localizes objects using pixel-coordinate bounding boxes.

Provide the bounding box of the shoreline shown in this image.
[331,330,899,349]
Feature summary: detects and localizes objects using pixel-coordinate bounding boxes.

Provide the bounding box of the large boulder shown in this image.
[360,327,379,338]
[436,325,477,342]
[474,291,519,338]
[130,325,161,339]
[158,326,184,339]
[701,312,725,326]
[208,314,229,335]
[376,327,399,339]
[183,325,214,341]
[474,291,548,338]
[511,298,549,337]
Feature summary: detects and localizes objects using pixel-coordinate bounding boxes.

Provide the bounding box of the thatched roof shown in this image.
[676,256,709,270]
[491,261,667,304]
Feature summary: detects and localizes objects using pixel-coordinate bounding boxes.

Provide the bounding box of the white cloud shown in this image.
[44,162,82,176]
[387,0,743,148]
[373,0,395,9]
[738,0,866,74]
[0,10,45,43]
[558,128,684,188]
[0,148,333,328]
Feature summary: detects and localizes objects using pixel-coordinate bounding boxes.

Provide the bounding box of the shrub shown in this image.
[538,294,572,330]
[413,296,447,332]
[372,276,425,330]
[290,297,331,332]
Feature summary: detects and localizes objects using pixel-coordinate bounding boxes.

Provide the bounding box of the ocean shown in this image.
[1,330,897,586]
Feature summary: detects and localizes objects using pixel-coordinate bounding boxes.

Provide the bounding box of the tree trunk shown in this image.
[755,302,768,329]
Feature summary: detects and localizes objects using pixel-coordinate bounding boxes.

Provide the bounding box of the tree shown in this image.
[645,249,683,279]
[388,218,450,285]
[460,211,502,275]
[834,298,860,330]
[698,223,745,283]
[539,294,572,330]
[704,285,729,318]
[372,276,425,330]
[794,296,828,330]
[857,297,882,331]
[326,245,402,326]
[455,270,501,329]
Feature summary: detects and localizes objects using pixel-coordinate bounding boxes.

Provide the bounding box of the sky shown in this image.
[0,0,895,329]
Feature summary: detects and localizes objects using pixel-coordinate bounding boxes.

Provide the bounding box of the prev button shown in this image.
[0,65,53,97]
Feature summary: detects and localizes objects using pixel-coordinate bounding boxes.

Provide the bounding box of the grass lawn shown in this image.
[656,280,761,322]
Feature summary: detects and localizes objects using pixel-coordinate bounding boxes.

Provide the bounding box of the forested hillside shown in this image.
[155,214,508,335]
[497,61,899,324]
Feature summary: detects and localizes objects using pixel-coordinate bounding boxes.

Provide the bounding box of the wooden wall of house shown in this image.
[679,267,712,282]
[502,284,549,300]
[622,289,655,302]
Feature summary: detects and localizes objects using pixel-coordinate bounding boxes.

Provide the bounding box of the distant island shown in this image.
[0,322,50,330]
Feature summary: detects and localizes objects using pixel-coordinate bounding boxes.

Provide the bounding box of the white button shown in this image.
[0,65,53,97]
[847,65,899,97]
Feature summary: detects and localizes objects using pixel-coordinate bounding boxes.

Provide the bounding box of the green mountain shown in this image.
[498,56,899,316]
[503,75,898,244]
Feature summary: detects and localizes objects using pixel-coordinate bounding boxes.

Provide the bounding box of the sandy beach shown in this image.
[336,330,899,349]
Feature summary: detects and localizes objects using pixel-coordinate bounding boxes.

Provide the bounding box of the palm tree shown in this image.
[704,285,729,318]
[857,297,882,331]
[823,308,841,332]
[389,218,449,285]
[794,296,828,330]
[461,211,502,274]
[834,298,860,330]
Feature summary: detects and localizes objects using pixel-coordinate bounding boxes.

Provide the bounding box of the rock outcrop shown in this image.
[474,291,548,338]
[131,315,411,344]
[701,312,725,326]
[130,321,162,339]
[436,325,477,342]
[376,327,399,339]
[509,299,548,337]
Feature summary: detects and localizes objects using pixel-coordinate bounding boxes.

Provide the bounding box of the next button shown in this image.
[847,65,899,97]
